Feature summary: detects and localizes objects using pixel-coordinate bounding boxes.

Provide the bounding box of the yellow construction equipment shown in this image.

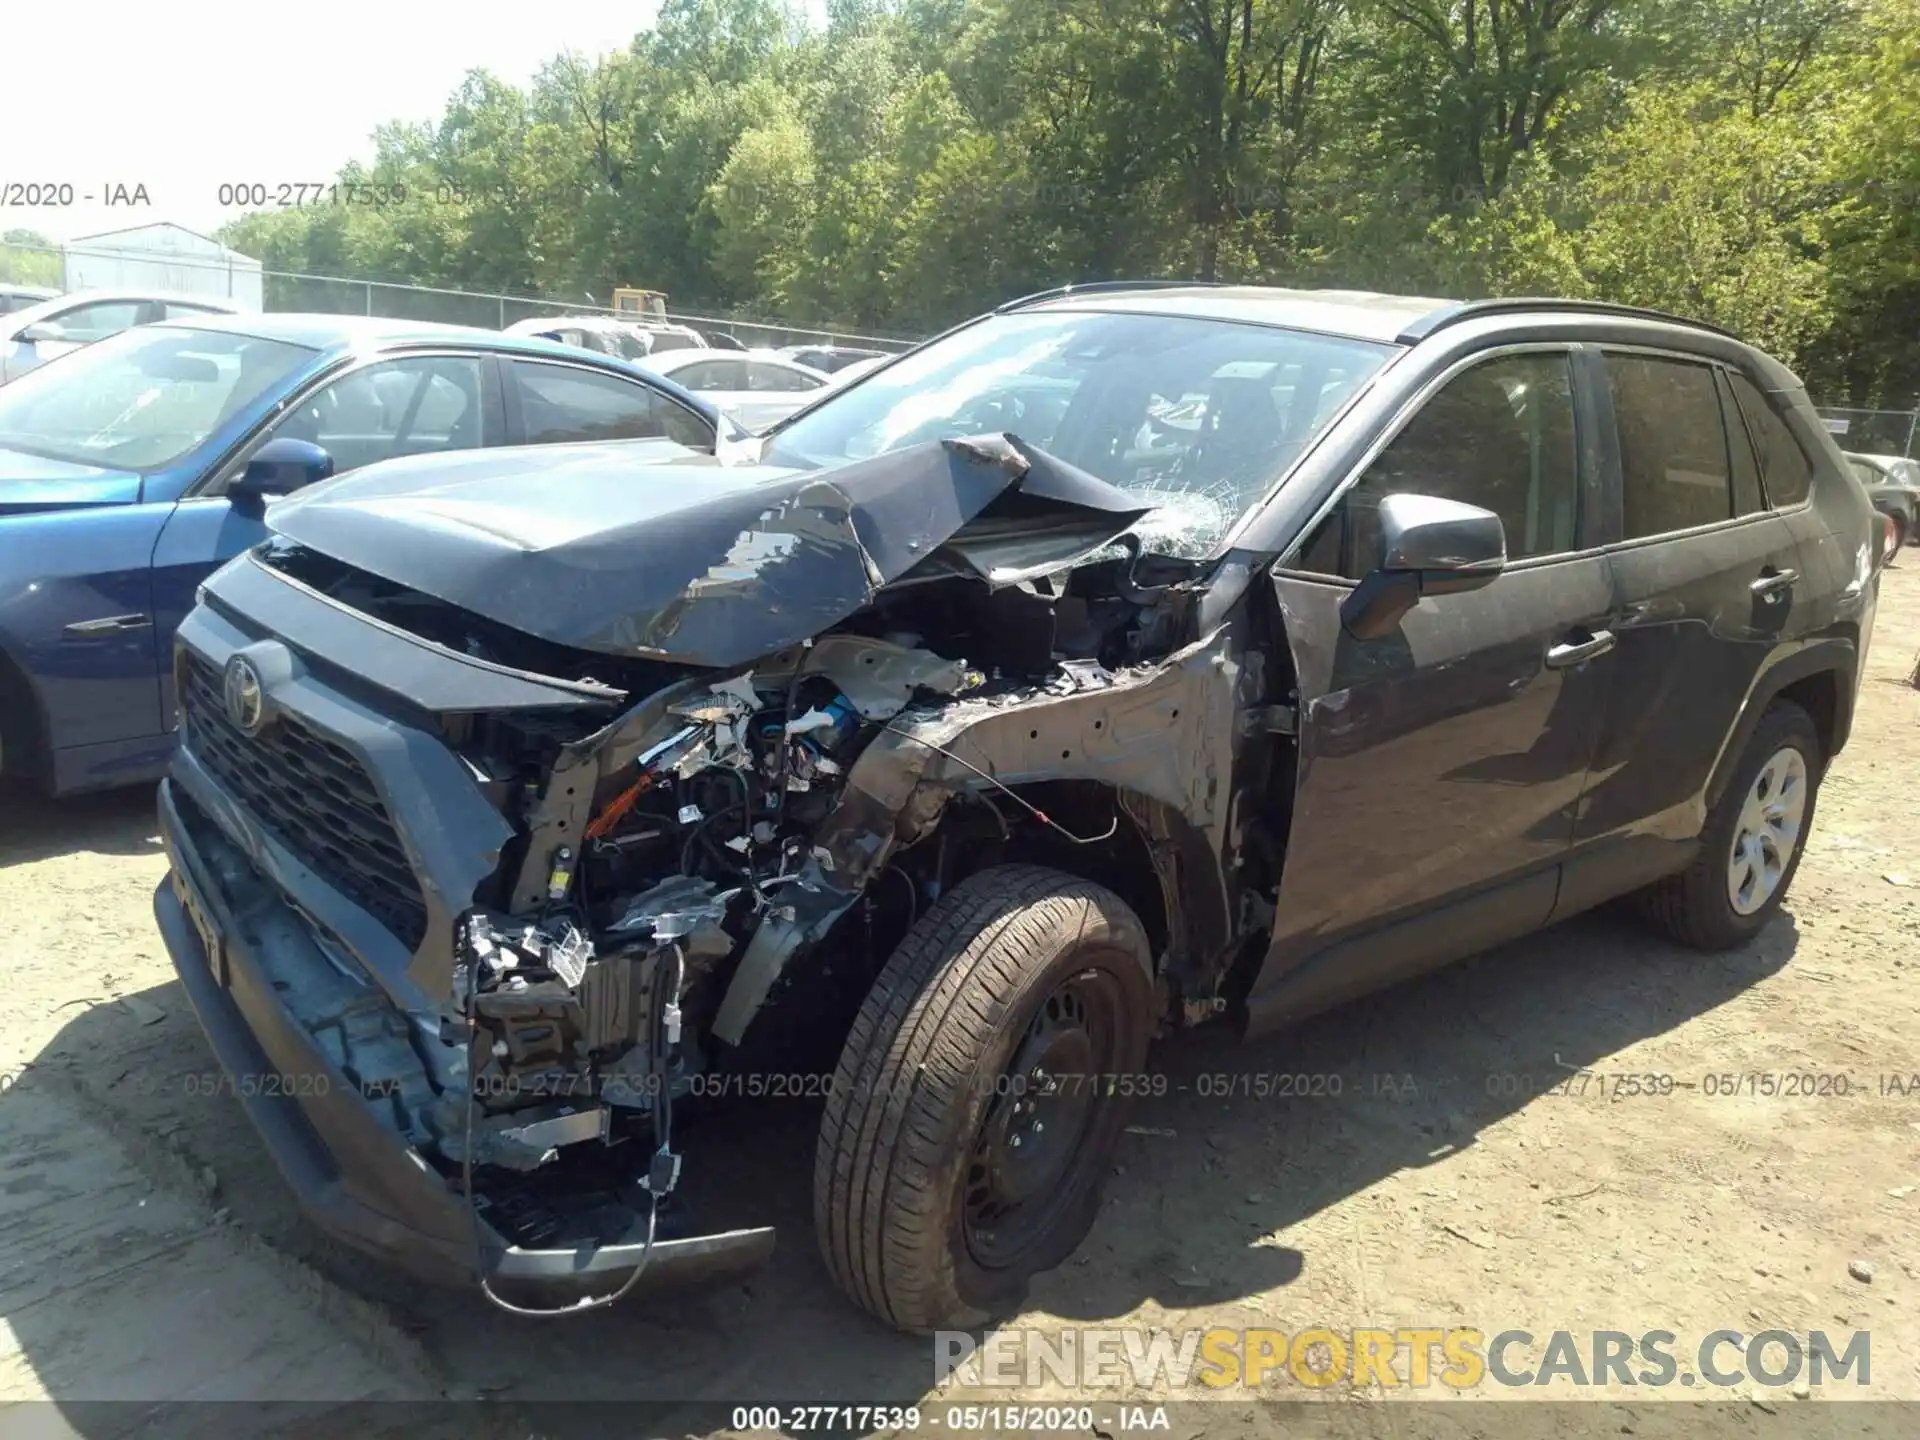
[611,288,668,318]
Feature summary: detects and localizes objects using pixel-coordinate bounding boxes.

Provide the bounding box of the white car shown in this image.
[637,347,833,431]
[502,313,708,360]
[0,289,244,384]
[0,284,58,316]
[824,354,889,387]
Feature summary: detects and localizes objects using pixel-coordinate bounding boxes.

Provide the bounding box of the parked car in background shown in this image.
[821,354,888,387]
[638,347,832,429]
[504,314,707,358]
[778,343,889,374]
[149,285,1873,1334]
[0,289,244,384]
[1844,451,1920,562]
[0,284,59,316]
[0,312,738,793]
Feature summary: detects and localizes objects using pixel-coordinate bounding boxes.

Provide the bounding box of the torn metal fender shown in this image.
[754,634,975,720]
[711,629,1252,1045]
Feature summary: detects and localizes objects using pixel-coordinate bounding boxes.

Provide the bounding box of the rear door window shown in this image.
[1608,355,1733,539]
[511,360,712,448]
[671,358,749,390]
[747,361,821,392]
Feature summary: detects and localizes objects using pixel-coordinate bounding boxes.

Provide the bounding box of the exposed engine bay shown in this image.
[221,432,1276,1305]
[422,561,1214,1204]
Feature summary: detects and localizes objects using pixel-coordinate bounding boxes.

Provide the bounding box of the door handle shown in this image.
[1750,568,1798,600]
[62,613,153,636]
[1545,629,1616,668]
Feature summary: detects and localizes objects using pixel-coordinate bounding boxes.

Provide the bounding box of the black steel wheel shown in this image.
[814,864,1154,1333]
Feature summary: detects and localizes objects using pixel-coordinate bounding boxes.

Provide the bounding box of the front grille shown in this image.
[180,652,429,949]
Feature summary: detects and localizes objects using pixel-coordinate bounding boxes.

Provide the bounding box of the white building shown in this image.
[62,224,264,310]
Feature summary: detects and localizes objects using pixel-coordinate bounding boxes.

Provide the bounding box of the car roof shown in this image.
[142,311,735,432]
[164,311,495,348]
[643,347,829,379]
[6,287,245,325]
[1004,282,1741,347]
[1009,285,1451,344]
[506,313,634,332]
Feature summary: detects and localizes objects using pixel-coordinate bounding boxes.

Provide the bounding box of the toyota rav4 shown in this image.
[151,284,1878,1333]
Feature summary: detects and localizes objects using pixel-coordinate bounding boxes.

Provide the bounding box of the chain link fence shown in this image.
[0,239,917,351]
[1816,408,1919,458]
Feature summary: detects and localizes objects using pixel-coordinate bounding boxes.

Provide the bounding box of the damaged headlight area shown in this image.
[432,636,993,1304]
[193,432,1241,1316]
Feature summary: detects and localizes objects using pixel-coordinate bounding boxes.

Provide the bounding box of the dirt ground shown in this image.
[3,566,1919,1440]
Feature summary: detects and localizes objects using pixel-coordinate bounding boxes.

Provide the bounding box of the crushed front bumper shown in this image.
[155,777,775,1304]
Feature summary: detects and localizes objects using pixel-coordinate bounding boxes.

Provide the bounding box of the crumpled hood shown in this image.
[265,435,1155,668]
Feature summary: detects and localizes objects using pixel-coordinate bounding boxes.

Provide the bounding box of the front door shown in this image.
[1247,347,1617,1027]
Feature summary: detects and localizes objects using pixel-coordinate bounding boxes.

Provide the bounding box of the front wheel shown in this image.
[813,864,1155,1333]
[1638,700,1822,950]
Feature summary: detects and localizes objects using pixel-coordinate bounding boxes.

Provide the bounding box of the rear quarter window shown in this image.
[1728,372,1814,508]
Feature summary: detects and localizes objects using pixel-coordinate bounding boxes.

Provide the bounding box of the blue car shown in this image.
[0,312,736,794]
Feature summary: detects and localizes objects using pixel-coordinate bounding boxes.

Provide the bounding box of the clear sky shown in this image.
[1,0,683,246]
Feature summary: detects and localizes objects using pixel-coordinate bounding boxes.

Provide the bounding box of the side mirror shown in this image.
[1339,492,1506,640]
[16,322,61,344]
[231,437,333,510]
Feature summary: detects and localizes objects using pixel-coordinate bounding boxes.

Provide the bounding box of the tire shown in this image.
[1887,514,1907,567]
[813,863,1154,1333]
[1638,700,1822,950]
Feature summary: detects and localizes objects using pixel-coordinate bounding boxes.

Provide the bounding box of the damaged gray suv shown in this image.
[153,283,1877,1332]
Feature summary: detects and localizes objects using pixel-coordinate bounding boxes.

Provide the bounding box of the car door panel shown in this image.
[1253,554,1615,1017]
[0,503,171,752]
[1244,346,1617,1029]
[1568,516,1802,850]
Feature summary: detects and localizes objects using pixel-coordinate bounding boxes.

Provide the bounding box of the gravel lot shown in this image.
[3,567,1919,1439]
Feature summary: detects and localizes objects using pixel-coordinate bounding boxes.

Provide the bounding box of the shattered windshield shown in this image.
[761,309,1397,556]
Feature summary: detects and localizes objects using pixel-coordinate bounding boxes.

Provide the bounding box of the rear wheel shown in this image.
[813,864,1154,1333]
[1638,700,1821,950]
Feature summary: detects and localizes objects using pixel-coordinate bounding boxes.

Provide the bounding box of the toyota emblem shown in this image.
[223,655,266,734]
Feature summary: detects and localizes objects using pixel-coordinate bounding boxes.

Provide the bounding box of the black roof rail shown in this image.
[1397,297,1741,345]
[994,279,1229,314]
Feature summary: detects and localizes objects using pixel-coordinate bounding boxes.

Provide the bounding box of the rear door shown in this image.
[1250,346,1618,1023]
[1555,348,1805,911]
